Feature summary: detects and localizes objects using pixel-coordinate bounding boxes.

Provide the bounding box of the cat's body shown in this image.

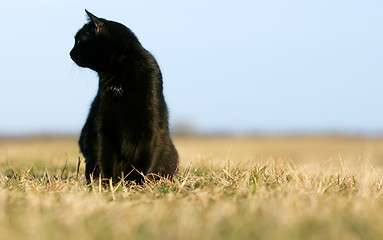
[70,10,178,183]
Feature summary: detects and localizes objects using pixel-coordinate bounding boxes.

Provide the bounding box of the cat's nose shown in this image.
[70,49,77,61]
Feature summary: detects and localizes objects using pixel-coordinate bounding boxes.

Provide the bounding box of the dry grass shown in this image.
[1,136,383,239]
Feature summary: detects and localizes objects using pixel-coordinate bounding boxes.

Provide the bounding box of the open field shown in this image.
[1,136,383,239]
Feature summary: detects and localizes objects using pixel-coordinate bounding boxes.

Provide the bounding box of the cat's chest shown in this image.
[97,91,148,118]
[106,85,124,97]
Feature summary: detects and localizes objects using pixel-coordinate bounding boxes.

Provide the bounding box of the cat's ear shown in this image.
[85,9,104,34]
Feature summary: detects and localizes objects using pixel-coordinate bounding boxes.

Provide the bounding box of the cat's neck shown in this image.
[96,48,158,99]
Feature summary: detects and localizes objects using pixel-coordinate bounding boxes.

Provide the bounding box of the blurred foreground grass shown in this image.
[0,136,383,239]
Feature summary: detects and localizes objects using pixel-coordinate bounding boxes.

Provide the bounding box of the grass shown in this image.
[1,136,383,239]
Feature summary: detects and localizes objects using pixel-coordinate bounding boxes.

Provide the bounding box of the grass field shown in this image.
[1,136,383,239]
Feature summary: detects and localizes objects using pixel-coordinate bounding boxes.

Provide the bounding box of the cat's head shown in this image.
[70,10,139,72]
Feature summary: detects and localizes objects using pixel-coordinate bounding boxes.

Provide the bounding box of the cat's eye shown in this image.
[76,38,84,47]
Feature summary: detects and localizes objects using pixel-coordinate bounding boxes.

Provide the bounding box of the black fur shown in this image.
[70,10,178,183]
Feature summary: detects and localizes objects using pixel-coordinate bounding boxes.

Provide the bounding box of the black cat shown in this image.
[70,10,179,183]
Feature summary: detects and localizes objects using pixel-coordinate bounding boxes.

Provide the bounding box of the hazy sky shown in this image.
[1,1,383,135]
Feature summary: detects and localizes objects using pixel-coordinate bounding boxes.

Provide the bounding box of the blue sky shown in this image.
[0,1,383,135]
